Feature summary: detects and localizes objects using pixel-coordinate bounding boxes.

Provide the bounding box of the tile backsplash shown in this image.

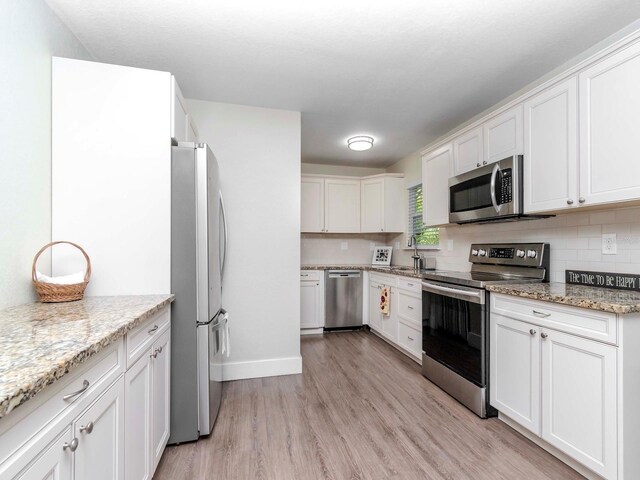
[302,205,640,283]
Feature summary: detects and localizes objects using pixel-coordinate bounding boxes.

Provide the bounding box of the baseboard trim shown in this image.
[300,328,324,336]
[223,356,302,381]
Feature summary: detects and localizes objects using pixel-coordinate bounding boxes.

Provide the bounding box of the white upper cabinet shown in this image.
[360,175,404,233]
[484,105,523,164]
[422,144,451,227]
[324,178,361,233]
[453,126,483,176]
[301,176,325,233]
[579,41,640,206]
[523,77,578,213]
[171,76,188,143]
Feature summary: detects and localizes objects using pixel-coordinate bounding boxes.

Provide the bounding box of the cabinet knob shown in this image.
[541,332,548,339]
[529,329,536,336]
[157,346,163,354]
[483,161,487,165]
[80,421,94,434]
[579,197,586,204]
[407,336,414,341]
[63,438,79,452]
[476,162,481,167]
[150,349,158,359]
[566,199,574,205]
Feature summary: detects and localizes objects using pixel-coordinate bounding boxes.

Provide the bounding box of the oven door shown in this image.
[448,155,520,223]
[421,280,486,387]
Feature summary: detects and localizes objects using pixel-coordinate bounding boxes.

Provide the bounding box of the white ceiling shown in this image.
[46,0,640,167]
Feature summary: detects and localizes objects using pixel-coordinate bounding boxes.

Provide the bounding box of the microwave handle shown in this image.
[490,163,501,214]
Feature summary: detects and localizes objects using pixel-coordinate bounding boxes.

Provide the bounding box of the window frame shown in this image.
[405,181,440,250]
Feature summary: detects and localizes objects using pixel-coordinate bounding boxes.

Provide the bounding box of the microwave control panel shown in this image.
[498,169,513,204]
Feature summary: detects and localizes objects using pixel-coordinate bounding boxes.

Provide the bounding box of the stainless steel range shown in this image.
[421,242,549,418]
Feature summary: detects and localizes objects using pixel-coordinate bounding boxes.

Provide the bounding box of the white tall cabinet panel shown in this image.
[73,379,125,480]
[301,177,325,232]
[541,329,617,479]
[579,42,640,206]
[151,329,171,470]
[484,105,523,164]
[324,178,361,233]
[490,315,541,435]
[422,144,451,227]
[523,77,578,213]
[52,57,172,295]
[453,126,483,175]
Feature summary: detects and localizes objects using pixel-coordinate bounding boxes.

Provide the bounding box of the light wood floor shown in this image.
[155,330,583,480]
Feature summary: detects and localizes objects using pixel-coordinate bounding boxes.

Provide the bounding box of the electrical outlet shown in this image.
[341,241,348,251]
[602,233,617,255]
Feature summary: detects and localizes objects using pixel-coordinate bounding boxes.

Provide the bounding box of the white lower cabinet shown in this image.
[12,428,73,480]
[300,270,324,330]
[540,329,617,479]
[368,281,383,332]
[151,329,171,470]
[380,288,398,342]
[73,379,125,480]
[490,294,628,480]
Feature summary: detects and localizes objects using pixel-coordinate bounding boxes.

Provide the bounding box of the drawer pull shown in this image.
[407,336,414,341]
[541,332,549,339]
[529,329,536,336]
[62,438,78,452]
[62,380,90,401]
[301,274,309,277]
[80,421,94,434]
[407,306,414,310]
[150,349,159,359]
[532,310,551,318]
[407,283,414,287]
[148,325,159,334]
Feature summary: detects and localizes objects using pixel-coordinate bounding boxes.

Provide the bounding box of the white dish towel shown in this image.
[35,271,84,285]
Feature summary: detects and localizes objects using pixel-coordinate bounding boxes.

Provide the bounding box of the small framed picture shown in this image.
[372,246,393,266]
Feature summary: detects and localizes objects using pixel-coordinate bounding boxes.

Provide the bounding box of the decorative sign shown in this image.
[371,246,393,266]
[566,270,640,292]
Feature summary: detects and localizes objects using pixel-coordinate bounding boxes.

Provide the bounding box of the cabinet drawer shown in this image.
[126,307,170,368]
[370,273,396,286]
[396,277,421,294]
[398,322,422,358]
[397,291,421,328]
[491,294,617,345]
[0,340,124,467]
[300,270,321,281]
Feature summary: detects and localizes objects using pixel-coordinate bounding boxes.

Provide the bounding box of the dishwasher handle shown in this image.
[328,270,361,278]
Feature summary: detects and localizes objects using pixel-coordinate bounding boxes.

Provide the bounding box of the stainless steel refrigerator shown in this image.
[169,142,228,444]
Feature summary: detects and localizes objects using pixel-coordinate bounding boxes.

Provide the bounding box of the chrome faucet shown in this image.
[409,235,422,271]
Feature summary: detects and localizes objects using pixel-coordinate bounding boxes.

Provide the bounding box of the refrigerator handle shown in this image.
[220,192,228,284]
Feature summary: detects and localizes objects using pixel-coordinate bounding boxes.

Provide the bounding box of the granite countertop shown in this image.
[301,264,427,279]
[0,295,174,419]
[486,283,640,314]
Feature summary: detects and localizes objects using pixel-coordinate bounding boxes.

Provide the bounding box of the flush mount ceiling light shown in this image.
[347,136,374,151]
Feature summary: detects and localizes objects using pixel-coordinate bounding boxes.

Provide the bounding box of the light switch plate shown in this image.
[602,234,617,255]
[341,241,348,251]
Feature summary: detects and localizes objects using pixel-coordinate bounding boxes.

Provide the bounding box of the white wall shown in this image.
[187,99,302,380]
[301,233,390,265]
[0,0,91,309]
[302,163,385,177]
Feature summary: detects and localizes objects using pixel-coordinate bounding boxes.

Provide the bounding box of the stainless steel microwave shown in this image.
[449,155,527,224]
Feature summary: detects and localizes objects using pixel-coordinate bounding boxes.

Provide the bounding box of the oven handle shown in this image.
[421,281,485,305]
[490,163,501,214]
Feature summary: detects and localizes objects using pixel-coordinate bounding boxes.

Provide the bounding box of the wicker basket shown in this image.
[32,241,91,303]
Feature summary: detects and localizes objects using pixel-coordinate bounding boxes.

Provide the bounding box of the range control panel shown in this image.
[469,243,548,267]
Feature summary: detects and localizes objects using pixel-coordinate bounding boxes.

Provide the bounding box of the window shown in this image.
[407,184,439,246]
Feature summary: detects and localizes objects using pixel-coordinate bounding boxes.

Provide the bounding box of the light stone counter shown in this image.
[486,282,640,314]
[301,264,427,279]
[0,295,174,418]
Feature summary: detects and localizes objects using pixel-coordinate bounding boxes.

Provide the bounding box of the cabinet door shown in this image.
[484,105,523,164]
[11,428,73,480]
[361,178,384,233]
[369,283,382,332]
[490,314,541,435]
[300,281,321,329]
[325,178,360,233]
[579,42,640,206]
[301,177,325,232]
[74,378,125,480]
[523,77,578,213]
[453,126,483,176]
[124,354,152,480]
[381,289,398,342]
[541,329,617,479]
[151,328,171,471]
[171,76,188,142]
[422,144,451,227]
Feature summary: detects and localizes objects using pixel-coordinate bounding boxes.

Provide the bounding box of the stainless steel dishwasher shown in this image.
[325,270,363,330]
